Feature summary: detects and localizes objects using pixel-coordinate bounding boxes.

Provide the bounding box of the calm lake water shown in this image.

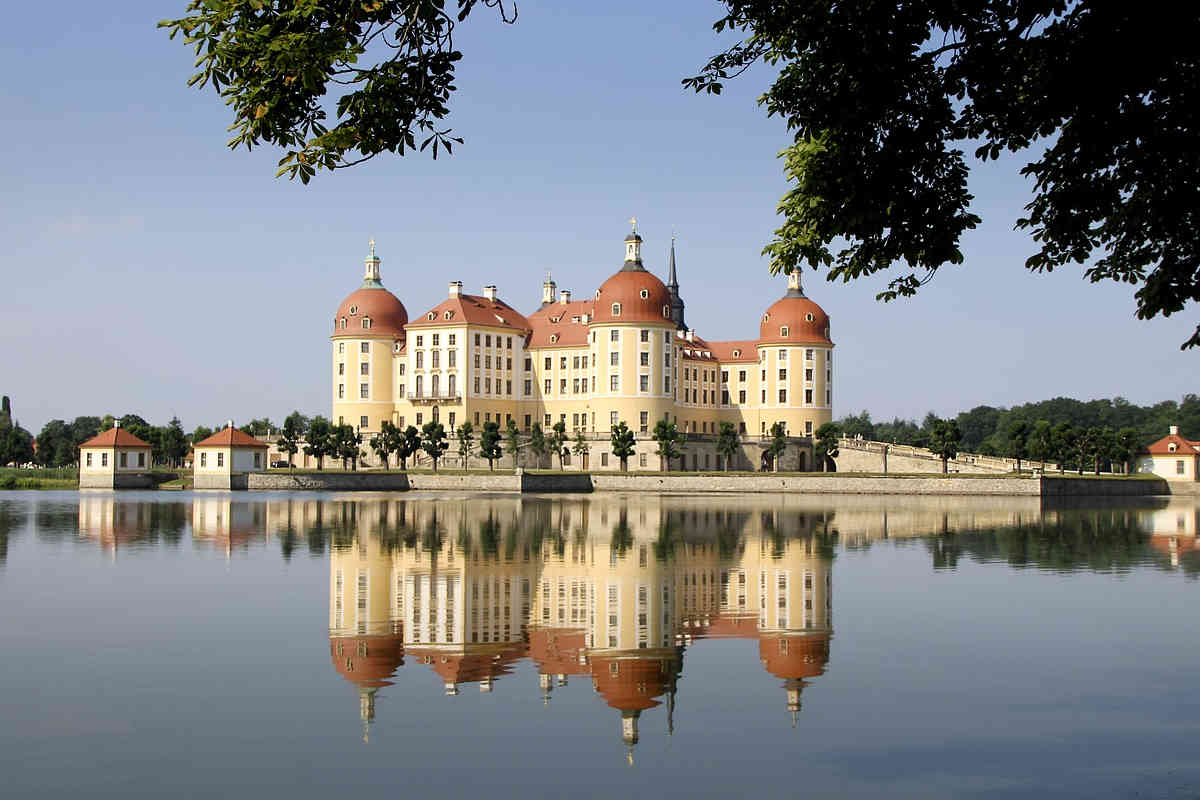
[1,491,1197,799]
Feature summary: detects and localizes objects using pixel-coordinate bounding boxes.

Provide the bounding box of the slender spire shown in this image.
[667,234,686,329]
[667,235,678,288]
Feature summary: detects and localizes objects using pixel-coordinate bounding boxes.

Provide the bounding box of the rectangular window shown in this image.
[739,370,746,382]
[805,349,814,361]
[560,379,567,393]
[507,336,513,349]
[778,349,787,361]
[524,379,532,394]
[779,389,787,403]
[664,377,671,393]
[486,335,492,347]
[448,334,456,346]
[523,414,531,430]
[338,384,345,399]
[525,357,532,371]
[506,357,512,371]
[448,350,456,368]
[416,413,423,426]
[1177,460,1186,474]
[399,364,405,376]
[431,351,440,368]
[805,389,814,404]
[640,329,649,342]
[398,384,405,398]
[722,390,730,405]
[448,412,456,429]
[544,357,552,370]
[485,355,492,369]
[573,355,581,369]
[86,452,93,467]
[640,352,649,366]
[805,368,813,381]
[138,452,145,467]
[360,415,369,428]
[338,363,344,375]
[610,411,619,428]
[739,390,747,403]
[545,414,552,426]
[360,384,369,399]
[416,352,424,369]
[416,336,424,347]
[639,411,648,433]
[721,370,729,383]
[610,330,620,342]
[217,452,224,467]
[779,369,787,381]
[473,377,480,393]
[639,453,647,467]
[739,422,746,434]
[610,375,619,391]
[485,378,492,393]
[601,452,609,466]
[761,390,767,403]
[805,420,813,435]
[361,342,370,353]
[573,378,581,394]
[639,375,649,392]
[338,342,345,354]
[560,356,568,369]
[610,352,619,366]
[545,379,552,393]
[360,362,369,375]
[119,452,127,467]
[826,388,832,404]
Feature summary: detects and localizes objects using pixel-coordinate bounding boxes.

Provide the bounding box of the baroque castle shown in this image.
[331,224,834,470]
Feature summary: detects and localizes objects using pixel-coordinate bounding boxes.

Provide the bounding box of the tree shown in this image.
[1006,420,1031,473]
[191,425,214,446]
[421,422,449,472]
[548,421,569,470]
[766,422,788,472]
[371,420,398,469]
[651,419,685,471]
[333,424,363,470]
[479,421,502,471]
[815,422,841,472]
[1094,426,1117,475]
[505,419,522,469]
[398,425,422,470]
[1027,420,1053,471]
[304,416,333,470]
[528,423,547,469]
[927,418,962,474]
[571,430,590,471]
[240,417,274,437]
[455,422,475,469]
[277,414,305,469]
[610,422,636,472]
[282,411,310,439]
[715,421,740,472]
[1051,422,1077,474]
[160,0,517,184]
[687,3,1200,349]
[1075,427,1099,476]
[162,417,190,468]
[1115,428,1140,475]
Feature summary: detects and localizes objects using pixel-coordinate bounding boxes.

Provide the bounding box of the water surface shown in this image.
[1,491,1197,798]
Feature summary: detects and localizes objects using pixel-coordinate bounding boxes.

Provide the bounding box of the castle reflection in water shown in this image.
[71,492,1200,758]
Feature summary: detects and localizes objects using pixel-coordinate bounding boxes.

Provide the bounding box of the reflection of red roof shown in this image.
[411,641,528,687]
[79,428,151,449]
[1144,433,1200,455]
[759,632,831,681]
[407,294,532,332]
[528,628,589,675]
[194,426,269,449]
[681,611,760,640]
[527,300,594,348]
[590,652,680,712]
[330,634,405,689]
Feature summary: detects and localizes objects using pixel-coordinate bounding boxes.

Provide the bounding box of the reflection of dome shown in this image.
[590,652,680,712]
[330,634,405,689]
[759,631,831,681]
[758,274,831,346]
[529,628,589,676]
[333,287,408,339]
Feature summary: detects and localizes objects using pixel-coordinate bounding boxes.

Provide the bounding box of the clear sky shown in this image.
[1,1,1194,434]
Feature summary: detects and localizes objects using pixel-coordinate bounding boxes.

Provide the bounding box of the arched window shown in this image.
[612,303,621,317]
[550,334,558,343]
[432,406,439,423]
[732,349,741,357]
[762,313,769,322]
[340,317,347,329]
[662,305,670,317]
[427,312,435,321]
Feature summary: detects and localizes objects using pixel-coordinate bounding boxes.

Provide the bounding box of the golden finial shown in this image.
[629,216,637,233]
[368,239,376,258]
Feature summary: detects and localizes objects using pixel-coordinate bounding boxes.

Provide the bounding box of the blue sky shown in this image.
[1,1,1193,434]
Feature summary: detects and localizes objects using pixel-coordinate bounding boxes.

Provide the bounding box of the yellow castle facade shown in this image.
[330,225,836,470]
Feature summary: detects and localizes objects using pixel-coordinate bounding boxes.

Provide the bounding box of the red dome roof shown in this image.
[759,289,832,347]
[758,632,831,680]
[591,269,674,325]
[330,633,405,689]
[333,287,408,339]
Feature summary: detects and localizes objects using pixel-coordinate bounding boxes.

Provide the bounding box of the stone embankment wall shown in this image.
[240,470,1168,496]
[79,473,157,489]
[835,438,1017,475]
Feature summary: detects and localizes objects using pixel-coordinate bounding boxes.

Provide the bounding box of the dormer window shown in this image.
[427,312,435,321]
[571,316,580,323]
[780,326,789,337]
[551,316,560,323]
[550,334,559,343]
[362,317,372,329]
[340,317,347,329]
[732,349,741,357]
[444,311,453,320]
[1169,442,1177,452]
[806,312,815,322]
[762,313,770,322]
[639,289,649,299]
[349,305,358,315]
[393,343,401,353]
[612,303,621,317]
[662,305,670,317]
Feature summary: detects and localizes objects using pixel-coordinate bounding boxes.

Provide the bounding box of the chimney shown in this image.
[448,281,463,298]
[1169,425,1179,436]
[227,419,234,429]
[113,418,121,429]
[559,289,571,305]
[483,285,498,302]
[686,329,695,342]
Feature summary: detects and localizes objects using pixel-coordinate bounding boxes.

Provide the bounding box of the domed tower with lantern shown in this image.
[587,220,680,439]
[331,241,409,437]
[755,271,834,444]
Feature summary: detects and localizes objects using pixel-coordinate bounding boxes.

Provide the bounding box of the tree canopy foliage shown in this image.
[687,2,1200,348]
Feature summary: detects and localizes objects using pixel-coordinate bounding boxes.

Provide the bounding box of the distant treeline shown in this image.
[838,395,1199,455]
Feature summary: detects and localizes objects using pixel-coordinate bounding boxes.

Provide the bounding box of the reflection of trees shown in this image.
[923,509,1168,573]
[0,500,25,564]
[306,502,356,556]
[610,507,633,558]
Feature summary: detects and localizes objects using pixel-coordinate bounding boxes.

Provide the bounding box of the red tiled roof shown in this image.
[527,300,594,348]
[79,428,152,449]
[194,426,269,449]
[333,287,408,339]
[759,295,833,346]
[1144,433,1200,455]
[406,294,532,331]
[707,339,760,363]
[591,270,675,326]
[678,333,719,362]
